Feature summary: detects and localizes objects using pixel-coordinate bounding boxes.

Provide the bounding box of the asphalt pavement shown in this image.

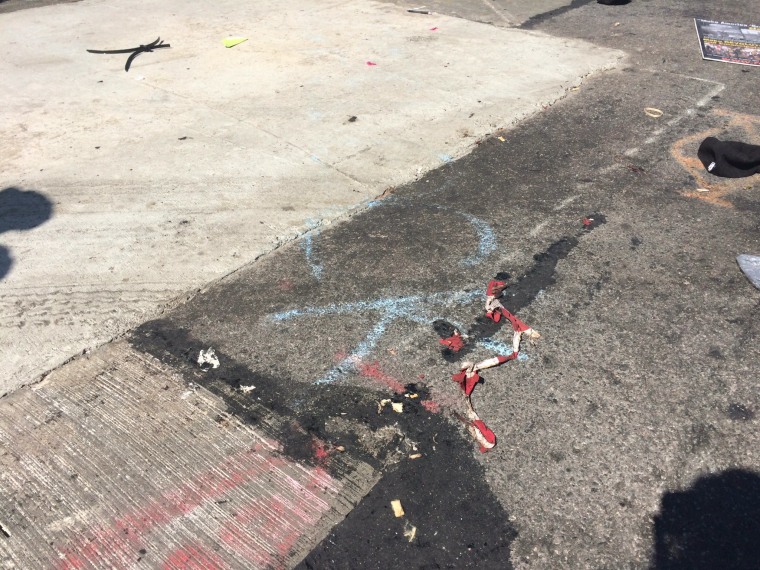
[2,0,760,569]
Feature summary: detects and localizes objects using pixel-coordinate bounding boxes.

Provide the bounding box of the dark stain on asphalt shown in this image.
[652,469,760,569]
[726,403,755,421]
[519,0,596,30]
[128,322,518,568]
[440,214,606,362]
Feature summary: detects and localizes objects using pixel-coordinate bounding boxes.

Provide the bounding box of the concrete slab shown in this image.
[0,340,378,568]
[0,0,622,395]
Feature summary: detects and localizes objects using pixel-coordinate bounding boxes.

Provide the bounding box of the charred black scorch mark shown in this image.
[129,322,517,568]
[436,214,606,362]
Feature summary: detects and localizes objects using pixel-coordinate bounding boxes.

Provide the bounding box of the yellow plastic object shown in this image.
[223,37,248,48]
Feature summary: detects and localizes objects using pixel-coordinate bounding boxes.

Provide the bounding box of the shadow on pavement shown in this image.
[651,468,760,570]
[0,186,54,280]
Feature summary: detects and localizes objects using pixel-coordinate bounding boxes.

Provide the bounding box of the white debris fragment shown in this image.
[181,383,198,400]
[404,521,417,542]
[239,385,256,393]
[378,399,404,414]
[197,347,220,370]
[737,254,760,290]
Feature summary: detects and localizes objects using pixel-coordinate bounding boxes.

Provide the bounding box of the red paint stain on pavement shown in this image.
[421,400,441,413]
[218,467,332,568]
[357,361,405,393]
[219,495,305,567]
[312,438,331,464]
[162,544,225,570]
[54,443,295,569]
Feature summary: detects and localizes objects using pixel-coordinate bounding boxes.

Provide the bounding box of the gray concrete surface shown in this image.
[0,0,621,396]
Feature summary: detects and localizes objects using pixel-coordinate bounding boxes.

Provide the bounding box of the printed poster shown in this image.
[695,18,760,67]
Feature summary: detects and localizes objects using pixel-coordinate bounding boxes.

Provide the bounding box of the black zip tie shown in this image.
[87,37,170,72]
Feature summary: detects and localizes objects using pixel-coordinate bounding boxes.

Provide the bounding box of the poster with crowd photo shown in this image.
[695,18,760,67]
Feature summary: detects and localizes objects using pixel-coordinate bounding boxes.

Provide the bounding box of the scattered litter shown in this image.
[737,254,760,289]
[439,154,453,163]
[644,107,663,118]
[239,384,255,393]
[87,37,170,72]
[485,279,540,354]
[452,355,515,396]
[180,383,198,400]
[696,188,710,192]
[613,22,621,27]
[407,7,430,14]
[453,400,496,453]
[583,217,593,227]
[378,399,404,413]
[223,37,248,48]
[366,61,378,66]
[403,521,417,542]
[444,277,540,452]
[197,348,220,370]
[391,500,405,517]
[430,27,439,31]
[697,137,760,178]
[439,330,465,352]
[409,453,422,459]
[0,521,10,538]
[348,115,358,123]
[405,393,419,399]
[497,136,506,142]
[335,445,346,452]
[695,19,760,68]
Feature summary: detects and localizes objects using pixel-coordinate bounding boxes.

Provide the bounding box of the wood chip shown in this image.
[391,500,405,517]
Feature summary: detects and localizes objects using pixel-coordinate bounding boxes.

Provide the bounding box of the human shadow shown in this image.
[0,186,54,280]
[651,469,760,570]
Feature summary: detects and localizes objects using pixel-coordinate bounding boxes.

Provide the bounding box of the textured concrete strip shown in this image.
[0,341,378,568]
[0,0,623,394]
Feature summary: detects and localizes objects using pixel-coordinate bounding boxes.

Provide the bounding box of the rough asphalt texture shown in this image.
[3,0,760,568]
[131,0,760,565]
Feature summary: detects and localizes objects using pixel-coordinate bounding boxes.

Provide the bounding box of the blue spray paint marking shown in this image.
[459,212,497,267]
[301,232,323,280]
[478,337,528,361]
[270,289,482,384]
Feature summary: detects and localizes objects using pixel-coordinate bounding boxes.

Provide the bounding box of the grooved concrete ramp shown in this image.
[0,341,378,568]
[0,0,622,395]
